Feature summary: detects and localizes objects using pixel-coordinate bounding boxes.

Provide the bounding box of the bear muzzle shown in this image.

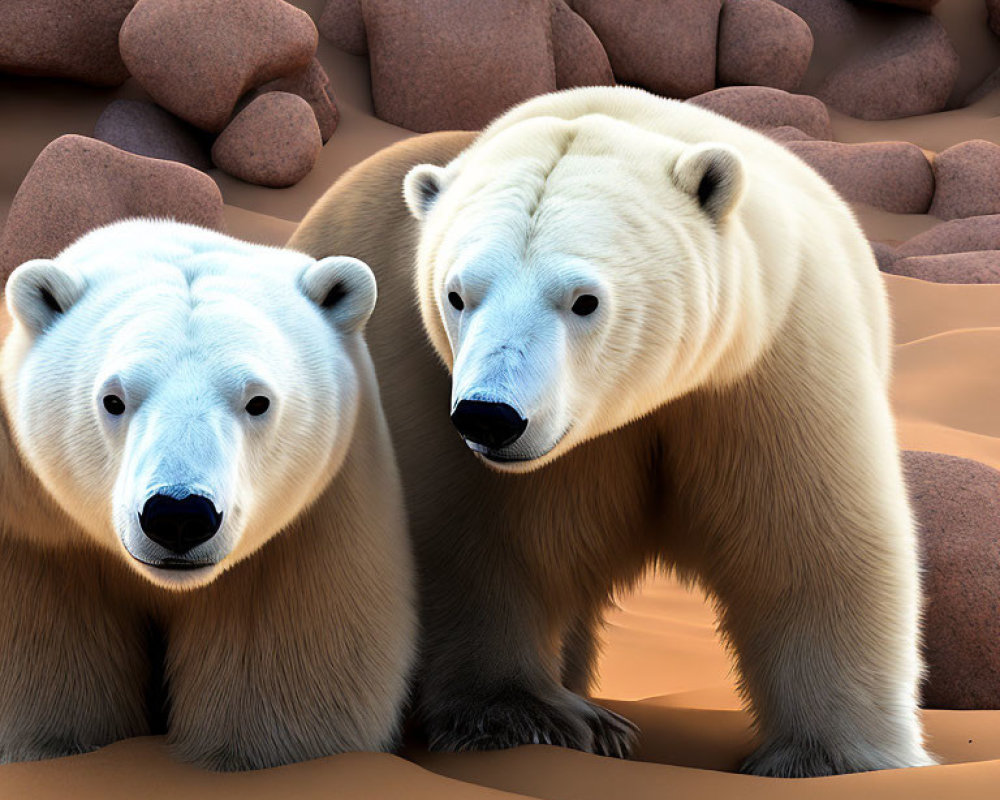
[137,492,223,565]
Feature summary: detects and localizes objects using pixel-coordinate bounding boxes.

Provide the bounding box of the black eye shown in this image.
[245,396,270,416]
[571,294,599,316]
[447,291,464,311]
[102,394,125,416]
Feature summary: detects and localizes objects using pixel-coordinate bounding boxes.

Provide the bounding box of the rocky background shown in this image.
[0,0,999,755]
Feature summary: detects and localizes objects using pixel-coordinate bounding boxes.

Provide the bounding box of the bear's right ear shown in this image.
[299,256,378,333]
[403,163,449,221]
[5,258,86,336]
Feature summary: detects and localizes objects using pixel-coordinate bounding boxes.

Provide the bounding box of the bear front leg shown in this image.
[666,357,933,777]
[0,539,152,763]
[417,548,636,758]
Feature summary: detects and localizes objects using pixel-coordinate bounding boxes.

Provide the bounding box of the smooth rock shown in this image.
[717,0,813,92]
[254,58,340,142]
[0,135,224,282]
[687,86,832,139]
[93,99,211,170]
[895,215,1000,258]
[929,140,1000,221]
[0,0,135,85]
[886,252,1000,284]
[211,92,322,188]
[904,451,1000,710]
[550,0,614,90]
[765,125,815,143]
[786,140,934,214]
[569,0,722,98]
[816,14,959,120]
[870,240,898,271]
[318,0,367,55]
[119,0,318,132]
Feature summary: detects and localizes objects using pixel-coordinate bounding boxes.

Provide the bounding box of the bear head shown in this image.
[1,219,376,589]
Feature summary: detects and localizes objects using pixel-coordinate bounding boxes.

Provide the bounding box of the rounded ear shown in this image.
[299,256,377,333]
[672,143,746,222]
[403,163,449,221]
[5,258,86,336]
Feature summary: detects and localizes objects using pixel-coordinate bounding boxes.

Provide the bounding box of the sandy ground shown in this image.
[1,0,1000,796]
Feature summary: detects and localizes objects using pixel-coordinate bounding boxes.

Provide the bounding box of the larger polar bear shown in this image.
[0,219,415,769]
[289,86,932,777]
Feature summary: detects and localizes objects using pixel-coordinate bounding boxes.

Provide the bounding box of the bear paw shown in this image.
[0,737,102,764]
[740,737,934,778]
[425,684,637,758]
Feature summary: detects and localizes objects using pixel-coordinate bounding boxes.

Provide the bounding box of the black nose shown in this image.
[451,400,528,449]
[139,494,222,554]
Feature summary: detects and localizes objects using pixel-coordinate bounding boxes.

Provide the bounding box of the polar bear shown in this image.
[0,219,415,770]
[289,86,931,777]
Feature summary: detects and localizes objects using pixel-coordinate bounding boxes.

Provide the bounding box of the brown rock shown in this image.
[896,215,1000,258]
[365,0,554,132]
[964,67,1000,106]
[119,0,318,133]
[0,0,135,86]
[717,0,813,92]
[0,135,224,283]
[816,14,959,120]
[869,240,898,271]
[785,140,934,214]
[93,100,211,170]
[253,58,340,142]
[988,0,1000,37]
[550,0,614,90]
[687,86,832,139]
[211,92,321,188]
[874,0,940,9]
[929,141,1000,221]
[569,0,721,98]
[886,252,1000,284]
[904,451,1000,709]
[319,0,367,55]
[765,126,815,143]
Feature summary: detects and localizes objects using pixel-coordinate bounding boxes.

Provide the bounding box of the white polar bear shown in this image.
[291,85,932,777]
[0,219,415,770]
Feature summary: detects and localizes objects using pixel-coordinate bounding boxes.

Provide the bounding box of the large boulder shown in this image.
[717,0,813,92]
[816,14,959,120]
[93,99,211,170]
[570,0,721,98]
[874,0,939,9]
[119,0,317,133]
[886,252,1000,284]
[687,86,832,139]
[0,0,135,86]
[785,140,934,214]
[0,135,225,283]
[929,141,1000,221]
[895,215,1000,258]
[251,57,340,143]
[364,0,611,132]
[211,92,322,188]
[904,451,1000,709]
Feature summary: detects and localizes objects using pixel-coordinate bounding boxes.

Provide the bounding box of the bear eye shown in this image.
[447,291,464,311]
[102,394,126,416]
[245,396,270,417]
[571,295,599,316]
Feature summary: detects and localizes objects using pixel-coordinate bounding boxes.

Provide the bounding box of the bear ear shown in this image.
[403,163,450,221]
[672,143,746,223]
[299,256,377,333]
[5,258,86,336]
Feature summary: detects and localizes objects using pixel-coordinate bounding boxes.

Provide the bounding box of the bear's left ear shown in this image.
[299,256,377,333]
[672,143,746,223]
[6,258,86,336]
[403,163,450,221]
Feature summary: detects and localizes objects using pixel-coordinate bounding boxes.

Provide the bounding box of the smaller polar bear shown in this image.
[0,219,415,770]
[291,86,933,777]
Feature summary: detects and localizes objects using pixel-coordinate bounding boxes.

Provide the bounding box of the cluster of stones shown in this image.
[316,0,962,132]
[0,0,338,189]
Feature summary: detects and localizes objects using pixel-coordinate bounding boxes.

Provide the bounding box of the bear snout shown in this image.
[451,399,528,450]
[138,493,223,556]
